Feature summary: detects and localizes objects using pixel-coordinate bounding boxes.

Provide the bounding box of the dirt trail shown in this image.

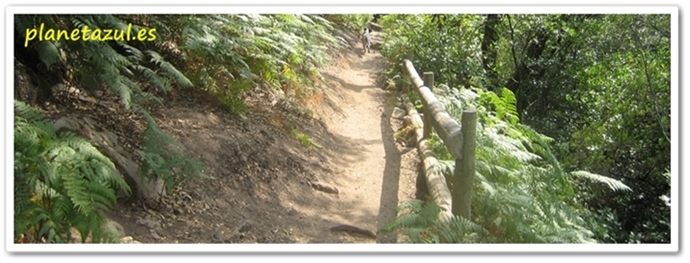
[306,30,407,243]
[105,28,421,244]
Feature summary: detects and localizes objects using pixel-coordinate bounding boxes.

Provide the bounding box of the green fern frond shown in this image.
[499,87,519,121]
[439,215,491,243]
[476,175,498,197]
[132,65,172,92]
[382,200,493,243]
[571,171,632,192]
[119,43,145,62]
[37,219,57,242]
[145,50,193,88]
[135,106,206,192]
[69,16,88,31]
[101,43,133,69]
[36,41,61,68]
[85,181,117,210]
[15,99,130,243]
[94,14,129,32]
[61,170,92,216]
[15,100,49,123]
[380,200,442,234]
[104,72,132,110]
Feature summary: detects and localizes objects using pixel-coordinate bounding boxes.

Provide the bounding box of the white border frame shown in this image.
[4,4,679,254]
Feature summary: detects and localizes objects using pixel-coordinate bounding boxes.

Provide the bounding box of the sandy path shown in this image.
[97,28,420,245]
[302,30,412,243]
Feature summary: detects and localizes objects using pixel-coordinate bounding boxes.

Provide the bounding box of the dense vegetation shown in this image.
[13,14,366,243]
[378,14,671,243]
[13,13,671,244]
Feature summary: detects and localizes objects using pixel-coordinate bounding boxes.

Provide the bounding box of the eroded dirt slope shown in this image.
[101,28,424,244]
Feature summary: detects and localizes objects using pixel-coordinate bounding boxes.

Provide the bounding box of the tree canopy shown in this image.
[379,13,671,243]
[13,13,672,244]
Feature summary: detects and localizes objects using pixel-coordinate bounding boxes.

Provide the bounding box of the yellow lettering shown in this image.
[127,23,132,41]
[45,29,56,41]
[91,29,102,40]
[25,28,37,47]
[147,28,157,41]
[39,23,44,41]
[81,26,91,41]
[137,29,147,40]
[21,23,156,45]
[113,29,125,41]
[102,29,113,41]
[70,28,80,41]
[57,29,68,41]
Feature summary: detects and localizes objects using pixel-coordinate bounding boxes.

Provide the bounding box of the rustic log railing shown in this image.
[401,59,477,222]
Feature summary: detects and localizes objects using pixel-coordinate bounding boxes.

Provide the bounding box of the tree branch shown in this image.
[630,22,670,143]
[506,15,520,71]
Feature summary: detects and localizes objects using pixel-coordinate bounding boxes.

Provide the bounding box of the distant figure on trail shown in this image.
[362,27,372,54]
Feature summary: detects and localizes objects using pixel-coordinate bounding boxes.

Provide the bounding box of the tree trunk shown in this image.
[505,27,550,118]
[481,14,502,92]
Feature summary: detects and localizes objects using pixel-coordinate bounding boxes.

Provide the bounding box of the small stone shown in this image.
[212,232,225,243]
[150,229,162,240]
[392,107,407,120]
[308,181,339,194]
[121,236,142,244]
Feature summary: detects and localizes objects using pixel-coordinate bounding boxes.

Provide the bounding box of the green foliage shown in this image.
[571,171,633,193]
[178,14,338,112]
[290,128,320,148]
[15,15,207,241]
[378,14,484,88]
[379,13,670,243]
[15,13,348,212]
[137,107,207,194]
[480,88,519,125]
[381,200,491,243]
[22,14,203,183]
[14,100,129,243]
[538,14,671,243]
[323,14,374,31]
[16,15,193,110]
[384,85,630,243]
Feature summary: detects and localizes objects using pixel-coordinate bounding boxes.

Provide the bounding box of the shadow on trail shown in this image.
[321,71,378,94]
[376,100,401,243]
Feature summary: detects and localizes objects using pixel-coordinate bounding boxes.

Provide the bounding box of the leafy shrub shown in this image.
[14,100,130,243]
[323,14,374,31]
[382,87,631,243]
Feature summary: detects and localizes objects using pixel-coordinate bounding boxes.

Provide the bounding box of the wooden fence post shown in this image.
[403,59,479,222]
[452,108,477,219]
[422,72,434,139]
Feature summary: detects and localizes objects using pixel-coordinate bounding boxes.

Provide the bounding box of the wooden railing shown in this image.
[401,59,477,222]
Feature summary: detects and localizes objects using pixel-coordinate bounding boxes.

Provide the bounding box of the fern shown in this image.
[14,100,128,243]
[145,50,193,88]
[571,171,632,192]
[36,41,61,68]
[381,200,492,243]
[385,84,610,243]
[323,14,373,31]
[176,14,337,112]
[136,107,206,194]
[499,87,519,124]
[380,200,443,234]
[17,14,210,203]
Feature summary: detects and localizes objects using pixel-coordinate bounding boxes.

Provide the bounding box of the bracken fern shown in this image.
[14,100,130,243]
[384,86,630,243]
